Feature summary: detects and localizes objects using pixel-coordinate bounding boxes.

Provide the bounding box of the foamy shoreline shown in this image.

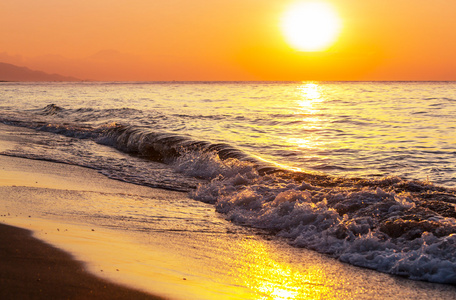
[1,123,456,299]
[0,154,207,299]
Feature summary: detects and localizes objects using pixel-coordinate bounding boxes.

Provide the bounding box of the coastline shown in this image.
[0,130,259,300]
[0,152,249,300]
[1,123,456,299]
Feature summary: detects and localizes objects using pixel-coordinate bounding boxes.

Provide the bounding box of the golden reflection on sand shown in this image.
[231,237,339,300]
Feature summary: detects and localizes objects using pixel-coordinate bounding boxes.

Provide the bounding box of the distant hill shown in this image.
[0,62,80,82]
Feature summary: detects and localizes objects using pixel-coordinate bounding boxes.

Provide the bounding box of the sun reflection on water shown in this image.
[231,237,339,299]
[296,82,324,112]
[285,82,326,152]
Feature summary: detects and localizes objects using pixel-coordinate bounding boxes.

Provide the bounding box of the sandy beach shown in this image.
[0,223,160,299]
[1,123,456,299]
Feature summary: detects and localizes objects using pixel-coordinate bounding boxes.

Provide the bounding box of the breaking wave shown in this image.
[2,104,456,284]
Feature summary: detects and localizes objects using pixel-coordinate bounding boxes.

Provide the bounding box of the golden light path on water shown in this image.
[249,82,329,173]
[291,82,325,150]
[281,81,397,175]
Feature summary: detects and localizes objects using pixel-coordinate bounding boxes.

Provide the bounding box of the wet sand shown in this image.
[0,223,160,300]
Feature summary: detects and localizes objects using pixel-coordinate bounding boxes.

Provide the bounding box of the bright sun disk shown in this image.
[281,1,341,52]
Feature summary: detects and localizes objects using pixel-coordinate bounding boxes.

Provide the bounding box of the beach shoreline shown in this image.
[0,151,243,300]
[1,123,456,299]
[0,134,259,300]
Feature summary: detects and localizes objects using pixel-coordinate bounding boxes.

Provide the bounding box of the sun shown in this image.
[281,1,341,52]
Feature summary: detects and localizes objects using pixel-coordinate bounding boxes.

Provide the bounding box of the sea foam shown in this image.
[181,150,456,284]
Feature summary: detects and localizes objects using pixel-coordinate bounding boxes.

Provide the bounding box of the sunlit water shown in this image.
[2,81,455,186]
[1,81,456,285]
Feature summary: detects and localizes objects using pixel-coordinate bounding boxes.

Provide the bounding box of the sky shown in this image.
[1,0,455,81]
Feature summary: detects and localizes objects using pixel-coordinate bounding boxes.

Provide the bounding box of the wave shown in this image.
[100,125,248,163]
[23,105,281,175]
[2,104,456,284]
[39,103,63,116]
[190,167,456,284]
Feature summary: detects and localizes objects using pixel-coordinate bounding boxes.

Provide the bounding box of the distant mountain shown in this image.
[0,62,80,82]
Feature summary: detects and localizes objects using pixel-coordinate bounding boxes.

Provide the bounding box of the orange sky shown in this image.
[1,0,455,81]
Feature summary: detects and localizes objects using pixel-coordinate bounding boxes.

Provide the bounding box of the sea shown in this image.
[1,81,456,286]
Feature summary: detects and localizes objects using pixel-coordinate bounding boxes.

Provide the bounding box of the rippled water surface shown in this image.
[2,81,455,186]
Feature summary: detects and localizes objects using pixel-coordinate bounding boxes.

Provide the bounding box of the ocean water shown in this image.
[1,81,456,284]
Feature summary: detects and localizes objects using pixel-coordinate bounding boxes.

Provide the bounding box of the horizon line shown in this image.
[2,80,456,83]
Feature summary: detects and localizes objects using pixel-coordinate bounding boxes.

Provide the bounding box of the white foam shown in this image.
[183,153,456,284]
